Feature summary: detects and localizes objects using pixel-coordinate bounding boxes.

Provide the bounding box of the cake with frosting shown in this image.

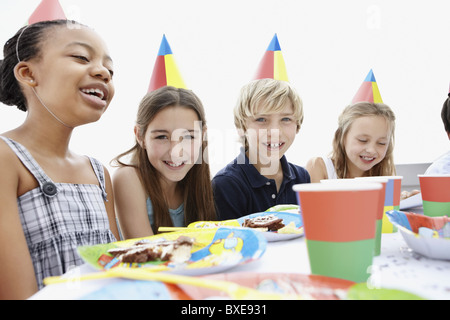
[242,214,285,231]
[108,236,194,264]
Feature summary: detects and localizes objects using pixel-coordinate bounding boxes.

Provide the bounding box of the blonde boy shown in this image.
[212,79,310,220]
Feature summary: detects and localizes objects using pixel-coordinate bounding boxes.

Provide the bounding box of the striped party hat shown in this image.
[254,34,289,81]
[148,35,186,92]
[352,69,383,104]
[28,0,66,24]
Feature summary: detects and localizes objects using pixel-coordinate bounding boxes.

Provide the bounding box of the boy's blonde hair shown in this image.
[331,102,396,178]
[234,79,303,149]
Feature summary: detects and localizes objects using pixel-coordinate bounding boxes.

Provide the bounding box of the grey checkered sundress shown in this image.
[0,136,117,289]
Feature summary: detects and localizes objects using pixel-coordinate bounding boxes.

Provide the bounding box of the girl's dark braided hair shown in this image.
[0,20,79,111]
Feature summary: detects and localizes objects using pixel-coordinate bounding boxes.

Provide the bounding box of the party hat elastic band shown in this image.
[148,35,186,92]
[254,34,289,81]
[352,69,383,104]
[28,0,66,24]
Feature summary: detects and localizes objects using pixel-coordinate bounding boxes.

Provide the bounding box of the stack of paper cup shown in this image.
[294,182,382,283]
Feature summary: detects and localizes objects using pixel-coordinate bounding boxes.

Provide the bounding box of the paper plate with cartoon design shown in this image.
[187,210,303,242]
[237,211,304,242]
[265,204,301,214]
[387,210,450,260]
[77,227,267,276]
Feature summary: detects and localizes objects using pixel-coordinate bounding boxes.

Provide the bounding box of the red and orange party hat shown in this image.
[254,34,289,81]
[352,69,383,103]
[148,35,186,92]
[28,0,66,24]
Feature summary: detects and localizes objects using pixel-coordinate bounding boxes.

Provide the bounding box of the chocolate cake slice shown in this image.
[108,236,194,264]
[242,214,285,231]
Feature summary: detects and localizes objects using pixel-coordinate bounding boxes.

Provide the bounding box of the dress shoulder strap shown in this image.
[88,156,108,201]
[0,136,58,197]
[0,136,108,199]
[321,156,338,179]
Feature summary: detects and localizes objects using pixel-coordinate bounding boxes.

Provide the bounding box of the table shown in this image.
[30,231,450,300]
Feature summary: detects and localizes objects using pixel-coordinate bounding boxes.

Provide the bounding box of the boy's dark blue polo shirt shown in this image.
[212,149,310,220]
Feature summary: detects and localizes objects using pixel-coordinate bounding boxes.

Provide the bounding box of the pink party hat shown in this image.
[28,0,66,24]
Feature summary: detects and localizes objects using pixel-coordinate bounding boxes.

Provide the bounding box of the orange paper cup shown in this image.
[355,177,388,255]
[418,174,450,217]
[293,182,382,282]
[379,176,402,233]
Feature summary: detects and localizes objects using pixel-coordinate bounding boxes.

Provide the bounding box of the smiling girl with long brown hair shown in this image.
[112,86,216,238]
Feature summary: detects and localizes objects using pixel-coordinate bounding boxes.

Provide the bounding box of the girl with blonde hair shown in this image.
[306,102,396,182]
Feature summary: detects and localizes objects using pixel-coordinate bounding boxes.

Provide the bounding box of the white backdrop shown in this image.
[1,0,449,177]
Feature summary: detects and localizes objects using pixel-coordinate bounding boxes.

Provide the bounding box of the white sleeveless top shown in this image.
[321,156,338,179]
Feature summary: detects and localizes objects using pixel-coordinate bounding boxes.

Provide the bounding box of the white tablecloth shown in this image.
[30,232,450,300]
